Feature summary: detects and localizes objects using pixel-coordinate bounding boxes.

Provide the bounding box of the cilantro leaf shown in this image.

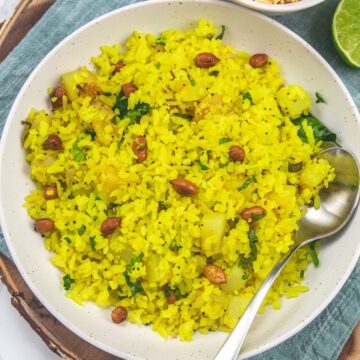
[315,92,326,104]
[77,225,86,236]
[251,210,266,220]
[216,25,226,40]
[64,237,72,244]
[243,92,254,105]
[63,274,75,291]
[249,229,258,262]
[209,70,219,77]
[219,137,231,144]
[123,253,147,299]
[73,137,84,162]
[84,128,96,140]
[173,113,193,121]
[237,176,257,191]
[242,272,249,280]
[195,159,209,170]
[309,242,319,266]
[89,236,96,251]
[238,256,252,269]
[190,79,196,86]
[292,115,336,143]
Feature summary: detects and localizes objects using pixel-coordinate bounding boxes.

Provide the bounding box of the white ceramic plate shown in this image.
[0,1,359,359]
[230,0,325,14]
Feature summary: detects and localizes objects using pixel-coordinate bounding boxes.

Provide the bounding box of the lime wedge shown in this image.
[332,0,360,69]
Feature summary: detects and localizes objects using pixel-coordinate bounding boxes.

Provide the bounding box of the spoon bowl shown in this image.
[215,147,360,360]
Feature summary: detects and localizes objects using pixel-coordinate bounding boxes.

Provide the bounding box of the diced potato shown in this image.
[146,254,171,284]
[227,295,251,320]
[300,159,331,189]
[222,265,247,294]
[277,85,311,119]
[201,212,226,256]
[61,69,99,101]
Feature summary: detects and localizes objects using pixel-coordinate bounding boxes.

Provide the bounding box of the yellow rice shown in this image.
[23,20,335,341]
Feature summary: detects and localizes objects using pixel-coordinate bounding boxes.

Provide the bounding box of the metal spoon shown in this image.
[215,147,360,360]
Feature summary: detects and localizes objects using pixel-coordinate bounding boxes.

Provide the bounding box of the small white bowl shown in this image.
[0,0,359,359]
[232,0,325,13]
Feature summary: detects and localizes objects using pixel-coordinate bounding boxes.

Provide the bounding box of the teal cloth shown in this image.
[0,0,359,359]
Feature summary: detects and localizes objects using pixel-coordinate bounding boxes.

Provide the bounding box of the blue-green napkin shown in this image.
[0,0,359,359]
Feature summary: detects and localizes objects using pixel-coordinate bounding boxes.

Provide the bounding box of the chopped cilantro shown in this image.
[103,92,112,97]
[148,211,152,218]
[190,79,196,86]
[309,242,319,266]
[21,120,32,127]
[77,225,86,236]
[243,92,254,105]
[195,159,209,170]
[300,270,305,279]
[89,236,96,251]
[295,257,308,264]
[249,229,258,262]
[238,256,252,269]
[123,253,147,299]
[84,128,96,140]
[113,89,150,125]
[109,202,121,210]
[73,137,84,162]
[64,237,72,244]
[158,201,167,211]
[242,272,249,280]
[219,162,228,168]
[209,70,219,77]
[219,137,231,145]
[155,63,160,69]
[207,257,214,264]
[237,176,257,191]
[315,92,325,104]
[251,210,266,220]
[154,39,165,46]
[288,161,303,173]
[173,113,193,121]
[63,274,75,291]
[292,114,336,143]
[216,25,226,40]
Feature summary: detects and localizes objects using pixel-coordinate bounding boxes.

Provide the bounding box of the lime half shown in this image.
[332,0,360,69]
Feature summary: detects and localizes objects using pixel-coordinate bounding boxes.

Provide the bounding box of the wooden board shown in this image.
[0,1,359,359]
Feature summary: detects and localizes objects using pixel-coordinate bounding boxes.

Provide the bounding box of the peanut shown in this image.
[44,134,62,150]
[111,306,127,323]
[101,217,121,235]
[112,61,125,75]
[195,53,220,68]
[229,145,245,162]
[35,218,55,233]
[132,136,147,163]
[43,183,58,200]
[204,264,227,285]
[167,292,177,304]
[122,83,138,97]
[249,53,268,68]
[241,206,267,221]
[170,178,198,197]
[51,86,67,109]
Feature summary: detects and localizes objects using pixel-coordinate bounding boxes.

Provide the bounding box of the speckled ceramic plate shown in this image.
[0,1,359,359]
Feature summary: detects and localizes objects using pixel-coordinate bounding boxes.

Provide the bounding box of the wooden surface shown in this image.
[0,1,359,359]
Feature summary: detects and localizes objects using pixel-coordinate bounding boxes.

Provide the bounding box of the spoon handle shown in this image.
[214,243,301,360]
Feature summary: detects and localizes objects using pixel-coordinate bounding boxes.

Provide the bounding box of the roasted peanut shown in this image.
[44,134,62,150]
[35,218,55,233]
[111,306,127,323]
[112,61,126,75]
[249,53,268,68]
[51,86,67,109]
[241,206,267,221]
[167,291,177,304]
[170,178,198,197]
[132,136,147,163]
[101,217,121,235]
[43,183,58,200]
[204,264,227,285]
[195,53,220,68]
[122,83,138,97]
[229,145,245,162]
